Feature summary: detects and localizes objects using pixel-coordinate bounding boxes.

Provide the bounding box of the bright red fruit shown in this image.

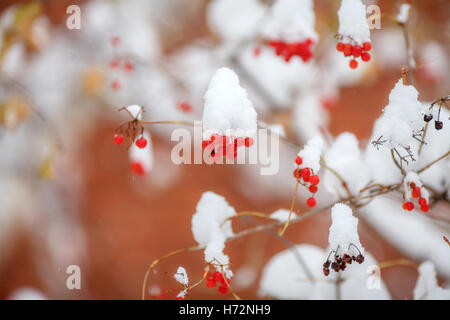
[403,202,414,211]
[136,137,147,149]
[418,197,427,206]
[130,162,145,175]
[245,137,254,147]
[309,175,320,186]
[349,59,358,69]
[352,46,362,57]
[412,187,421,198]
[306,197,316,208]
[300,168,310,179]
[213,271,223,283]
[363,42,372,51]
[176,296,184,300]
[336,42,344,52]
[361,52,371,62]
[420,204,429,212]
[113,134,124,145]
[295,156,303,165]
[206,279,216,288]
[293,169,301,179]
[218,286,228,295]
[309,185,318,193]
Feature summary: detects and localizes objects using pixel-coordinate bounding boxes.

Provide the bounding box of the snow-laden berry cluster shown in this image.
[336,0,372,69]
[262,0,318,63]
[372,78,423,149]
[202,68,257,162]
[324,203,364,276]
[402,172,430,212]
[191,191,236,278]
[203,269,231,295]
[292,136,324,207]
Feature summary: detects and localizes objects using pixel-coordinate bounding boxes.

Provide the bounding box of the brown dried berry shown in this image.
[323,268,330,276]
[435,120,443,130]
[323,261,330,268]
[356,254,365,264]
[423,114,433,122]
[331,262,338,271]
[342,254,352,263]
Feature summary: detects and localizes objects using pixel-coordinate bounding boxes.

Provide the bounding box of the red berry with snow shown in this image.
[136,137,147,149]
[113,134,124,145]
[306,197,316,208]
[420,204,429,212]
[293,169,301,179]
[295,156,303,165]
[336,42,344,52]
[213,271,223,283]
[403,201,414,211]
[130,162,144,175]
[176,296,184,300]
[300,168,310,179]
[352,46,362,57]
[309,185,318,193]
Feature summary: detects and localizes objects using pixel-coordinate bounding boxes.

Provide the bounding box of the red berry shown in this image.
[206,279,216,288]
[111,79,121,91]
[336,42,344,52]
[309,185,318,193]
[295,156,303,165]
[253,47,261,57]
[306,197,316,207]
[213,271,223,283]
[124,61,134,72]
[352,46,362,57]
[113,134,124,145]
[403,201,414,211]
[110,60,119,68]
[179,102,193,113]
[418,197,427,206]
[343,44,352,56]
[136,137,147,149]
[412,187,421,198]
[111,36,120,47]
[309,175,320,186]
[361,52,371,62]
[244,137,254,147]
[130,162,145,175]
[176,296,184,300]
[218,286,228,295]
[420,204,429,212]
[349,59,358,69]
[363,42,372,51]
[293,169,301,179]
[300,168,310,179]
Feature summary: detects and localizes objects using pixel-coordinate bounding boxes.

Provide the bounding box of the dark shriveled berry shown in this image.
[331,262,339,271]
[356,254,365,264]
[342,254,352,263]
[423,114,433,122]
[435,120,443,130]
[323,261,330,268]
[323,268,330,276]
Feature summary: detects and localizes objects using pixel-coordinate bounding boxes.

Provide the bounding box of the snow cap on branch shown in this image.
[372,79,423,149]
[191,191,237,276]
[297,135,324,173]
[262,0,318,43]
[338,0,370,44]
[270,209,297,223]
[414,261,450,300]
[396,4,411,24]
[328,203,364,256]
[174,266,189,286]
[202,68,257,140]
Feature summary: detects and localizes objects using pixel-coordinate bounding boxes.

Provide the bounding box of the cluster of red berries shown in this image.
[267,38,314,63]
[202,134,254,162]
[293,156,319,208]
[323,253,364,276]
[113,134,148,149]
[336,41,371,69]
[204,270,230,295]
[109,36,135,91]
[402,182,429,212]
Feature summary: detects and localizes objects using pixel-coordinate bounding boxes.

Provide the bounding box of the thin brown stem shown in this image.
[279,179,300,236]
[417,150,450,174]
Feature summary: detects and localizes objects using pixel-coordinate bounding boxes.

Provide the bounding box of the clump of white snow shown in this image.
[323,132,370,197]
[296,136,324,173]
[338,0,370,44]
[191,192,237,276]
[202,68,257,140]
[328,203,364,257]
[371,79,423,149]
[174,266,189,286]
[262,0,318,43]
[414,261,450,300]
[396,4,411,24]
[270,209,296,223]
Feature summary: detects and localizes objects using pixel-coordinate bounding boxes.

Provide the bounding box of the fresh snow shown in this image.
[296,136,324,173]
[338,0,370,44]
